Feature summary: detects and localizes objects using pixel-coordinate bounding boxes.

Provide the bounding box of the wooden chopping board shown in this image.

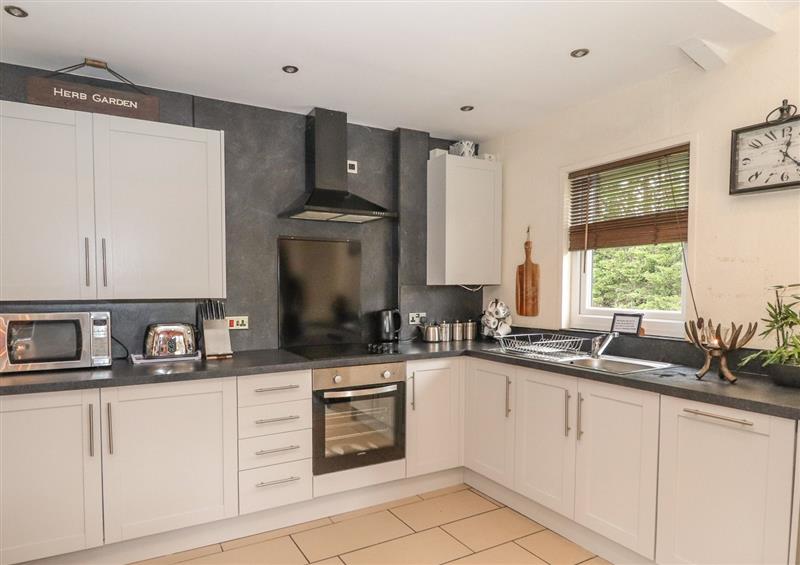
[516,236,540,316]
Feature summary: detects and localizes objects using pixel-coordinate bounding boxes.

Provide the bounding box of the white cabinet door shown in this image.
[406,358,463,477]
[0,101,96,300]
[657,396,795,565]
[101,379,238,543]
[574,380,659,559]
[514,368,577,518]
[0,390,102,565]
[464,359,515,487]
[93,114,225,299]
[427,154,502,285]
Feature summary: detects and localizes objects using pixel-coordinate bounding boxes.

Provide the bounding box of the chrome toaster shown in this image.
[143,323,197,359]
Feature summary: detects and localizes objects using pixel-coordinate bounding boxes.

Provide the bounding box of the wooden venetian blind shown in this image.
[568,144,690,251]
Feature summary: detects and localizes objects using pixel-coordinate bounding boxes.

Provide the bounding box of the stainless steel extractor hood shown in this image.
[281,107,397,223]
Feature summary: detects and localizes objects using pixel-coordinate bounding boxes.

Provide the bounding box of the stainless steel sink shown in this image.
[561,355,672,375]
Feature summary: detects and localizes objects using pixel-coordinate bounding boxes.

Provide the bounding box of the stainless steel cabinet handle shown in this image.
[101,238,108,287]
[107,403,114,454]
[256,476,301,488]
[564,391,571,437]
[255,445,300,456]
[88,403,95,457]
[324,384,397,399]
[410,373,416,411]
[254,384,300,393]
[577,393,584,439]
[505,377,511,418]
[683,408,754,426]
[254,415,300,425]
[84,237,91,287]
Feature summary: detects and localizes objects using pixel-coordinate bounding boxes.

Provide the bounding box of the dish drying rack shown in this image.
[495,333,589,361]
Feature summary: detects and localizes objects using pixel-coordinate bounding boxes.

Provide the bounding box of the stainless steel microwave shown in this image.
[0,312,112,373]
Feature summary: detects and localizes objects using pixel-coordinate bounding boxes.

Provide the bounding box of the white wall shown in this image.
[482,8,800,347]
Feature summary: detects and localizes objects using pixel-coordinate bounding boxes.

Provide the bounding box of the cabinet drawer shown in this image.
[239,429,312,470]
[238,371,312,407]
[239,459,312,515]
[238,400,311,439]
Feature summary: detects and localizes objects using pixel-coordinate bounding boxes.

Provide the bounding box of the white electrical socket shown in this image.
[226,316,249,330]
[409,312,426,325]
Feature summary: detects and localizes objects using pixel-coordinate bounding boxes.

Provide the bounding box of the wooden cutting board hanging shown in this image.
[516,226,540,316]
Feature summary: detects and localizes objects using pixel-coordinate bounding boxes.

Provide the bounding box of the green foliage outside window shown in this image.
[590,243,683,311]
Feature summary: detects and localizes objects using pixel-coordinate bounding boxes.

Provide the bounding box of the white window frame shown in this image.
[564,135,697,339]
[569,246,688,338]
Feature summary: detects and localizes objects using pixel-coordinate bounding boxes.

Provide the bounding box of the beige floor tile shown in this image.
[292,510,413,562]
[222,518,333,551]
[340,527,470,565]
[128,544,221,564]
[184,536,306,564]
[469,488,505,507]
[311,558,345,565]
[516,530,594,565]
[330,495,422,522]
[418,483,471,500]
[581,557,613,565]
[450,542,549,565]
[390,489,498,531]
[443,508,545,551]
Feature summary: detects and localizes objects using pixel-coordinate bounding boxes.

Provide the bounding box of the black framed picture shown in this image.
[730,115,800,195]
[611,313,643,335]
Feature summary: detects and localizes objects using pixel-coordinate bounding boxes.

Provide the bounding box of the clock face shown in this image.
[732,116,800,194]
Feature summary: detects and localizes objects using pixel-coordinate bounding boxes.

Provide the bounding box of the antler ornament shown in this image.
[684,319,757,383]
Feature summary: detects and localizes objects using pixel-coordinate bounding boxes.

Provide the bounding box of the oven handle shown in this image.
[323,384,398,399]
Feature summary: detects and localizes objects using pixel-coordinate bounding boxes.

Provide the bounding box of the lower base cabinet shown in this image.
[101,379,238,543]
[239,459,313,515]
[657,396,796,565]
[0,390,103,564]
[406,359,463,478]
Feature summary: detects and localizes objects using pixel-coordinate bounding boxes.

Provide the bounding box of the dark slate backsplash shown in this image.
[0,63,482,353]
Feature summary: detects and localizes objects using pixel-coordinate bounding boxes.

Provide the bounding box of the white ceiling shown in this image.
[0,1,794,140]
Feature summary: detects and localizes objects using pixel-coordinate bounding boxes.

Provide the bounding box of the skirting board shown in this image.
[28,468,464,565]
[463,469,656,565]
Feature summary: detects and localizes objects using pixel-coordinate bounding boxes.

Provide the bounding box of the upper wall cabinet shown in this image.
[0,102,97,300]
[427,153,502,285]
[0,101,226,301]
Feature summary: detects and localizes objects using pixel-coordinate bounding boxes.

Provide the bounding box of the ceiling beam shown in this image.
[677,37,729,71]
[717,0,779,34]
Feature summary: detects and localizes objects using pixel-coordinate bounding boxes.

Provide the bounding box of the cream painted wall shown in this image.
[481,8,800,348]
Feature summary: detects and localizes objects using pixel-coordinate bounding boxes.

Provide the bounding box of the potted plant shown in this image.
[742,283,800,387]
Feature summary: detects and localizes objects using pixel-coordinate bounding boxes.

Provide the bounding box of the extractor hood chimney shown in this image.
[281,107,397,223]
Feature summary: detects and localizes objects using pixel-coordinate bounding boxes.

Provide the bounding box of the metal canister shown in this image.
[464,320,478,341]
[452,320,465,341]
[439,321,452,342]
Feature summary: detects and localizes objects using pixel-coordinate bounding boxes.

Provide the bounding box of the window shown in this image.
[568,144,690,337]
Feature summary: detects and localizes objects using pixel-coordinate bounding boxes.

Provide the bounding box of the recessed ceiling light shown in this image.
[570,48,590,58]
[282,65,299,74]
[460,105,474,112]
[3,5,28,17]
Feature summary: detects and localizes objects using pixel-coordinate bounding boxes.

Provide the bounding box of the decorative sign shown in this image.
[611,313,643,335]
[26,76,159,120]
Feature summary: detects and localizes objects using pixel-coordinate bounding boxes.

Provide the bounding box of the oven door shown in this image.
[0,313,92,373]
[313,382,405,475]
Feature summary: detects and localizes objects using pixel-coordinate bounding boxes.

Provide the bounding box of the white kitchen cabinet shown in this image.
[406,358,464,477]
[464,359,515,487]
[93,114,226,299]
[574,380,659,559]
[0,101,97,300]
[514,368,578,518]
[657,396,796,565]
[0,390,102,565]
[427,153,502,285]
[101,379,238,543]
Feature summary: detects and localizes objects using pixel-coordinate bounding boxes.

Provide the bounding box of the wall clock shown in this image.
[730,111,800,195]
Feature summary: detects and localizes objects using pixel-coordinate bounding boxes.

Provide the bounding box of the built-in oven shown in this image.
[0,312,112,373]
[312,362,405,475]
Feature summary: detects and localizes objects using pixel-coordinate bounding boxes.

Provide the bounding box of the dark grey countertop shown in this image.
[2,340,799,420]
